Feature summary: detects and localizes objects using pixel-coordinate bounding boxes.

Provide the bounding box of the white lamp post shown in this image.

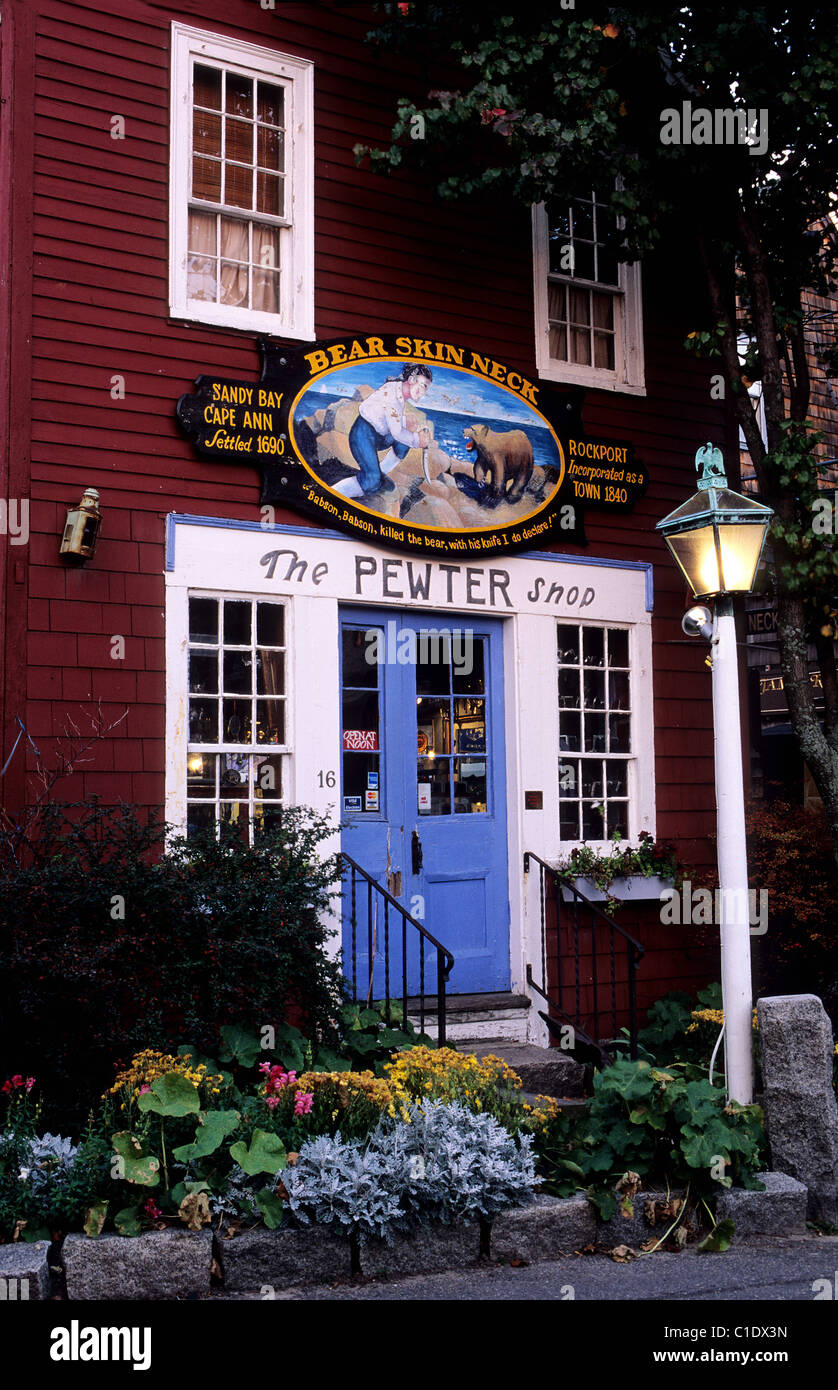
[657,444,773,1105]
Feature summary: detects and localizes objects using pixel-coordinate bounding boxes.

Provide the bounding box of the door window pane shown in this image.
[418,757,450,816]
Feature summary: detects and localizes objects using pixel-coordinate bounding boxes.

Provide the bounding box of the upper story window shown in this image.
[170,24,314,338]
[533,196,645,395]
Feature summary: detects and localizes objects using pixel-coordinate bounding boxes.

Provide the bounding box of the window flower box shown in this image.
[560,874,673,904]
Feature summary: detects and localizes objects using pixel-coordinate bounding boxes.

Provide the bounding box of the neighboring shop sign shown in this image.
[177,337,646,556]
[759,664,824,717]
[747,606,777,637]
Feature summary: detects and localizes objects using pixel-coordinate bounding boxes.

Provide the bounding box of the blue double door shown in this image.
[339,606,510,998]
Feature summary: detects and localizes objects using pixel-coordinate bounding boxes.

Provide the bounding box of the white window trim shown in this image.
[169,22,314,339]
[532,203,645,396]
[555,619,655,850]
[166,586,294,840]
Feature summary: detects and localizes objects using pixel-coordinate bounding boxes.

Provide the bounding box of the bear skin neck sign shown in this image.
[176,337,646,556]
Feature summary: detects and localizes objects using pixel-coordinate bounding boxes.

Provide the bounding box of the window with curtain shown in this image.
[170,25,314,338]
[532,196,645,395]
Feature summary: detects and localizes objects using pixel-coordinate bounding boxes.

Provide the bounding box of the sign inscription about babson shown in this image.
[177,336,647,556]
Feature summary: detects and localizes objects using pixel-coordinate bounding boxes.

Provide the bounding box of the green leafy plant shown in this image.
[556,830,689,913]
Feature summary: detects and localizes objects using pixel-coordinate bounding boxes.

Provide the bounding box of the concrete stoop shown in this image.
[409,992,532,1045]
[468,1041,587,1099]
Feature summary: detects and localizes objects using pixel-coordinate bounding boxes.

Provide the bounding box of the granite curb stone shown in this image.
[217,1225,351,1289]
[359,1222,479,1276]
[0,1240,51,1300]
[715,1171,808,1237]
[595,1190,695,1249]
[757,994,838,1225]
[63,1230,213,1300]
[492,1193,595,1260]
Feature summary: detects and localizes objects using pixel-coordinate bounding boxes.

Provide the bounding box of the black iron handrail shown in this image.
[340,852,455,1046]
[524,850,645,1060]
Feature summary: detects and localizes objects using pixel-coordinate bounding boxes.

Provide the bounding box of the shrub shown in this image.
[0,801,344,1131]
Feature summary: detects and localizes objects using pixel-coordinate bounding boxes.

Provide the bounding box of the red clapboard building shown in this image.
[0,0,735,1046]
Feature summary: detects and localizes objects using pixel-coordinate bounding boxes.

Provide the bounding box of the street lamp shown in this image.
[657,444,773,1105]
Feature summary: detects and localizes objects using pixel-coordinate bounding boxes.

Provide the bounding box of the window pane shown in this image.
[187,752,215,798]
[548,203,570,241]
[342,627,379,687]
[608,629,629,667]
[597,245,619,286]
[417,696,451,755]
[257,701,285,744]
[558,760,578,798]
[220,261,248,307]
[584,713,606,752]
[580,759,603,797]
[606,803,628,839]
[219,802,249,843]
[570,327,591,365]
[224,601,251,645]
[189,210,216,252]
[547,282,566,320]
[188,803,216,838]
[257,603,285,647]
[594,333,615,370]
[549,322,568,360]
[343,751,379,804]
[609,713,631,753]
[454,758,487,813]
[189,651,218,694]
[257,124,284,169]
[225,72,253,118]
[223,700,251,742]
[454,699,485,753]
[558,712,580,752]
[193,156,221,202]
[194,64,222,110]
[257,81,285,128]
[254,754,282,800]
[583,671,605,709]
[220,753,249,797]
[257,172,281,217]
[560,803,579,838]
[582,802,606,838]
[256,649,284,695]
[189,597,218,643]
[606,763,628,798]
[571,200,594,241]
[223,650,252,694]
[452,635,484,693]
[190,699,218,743]
[193,108,221,157]
[416,638,451,695]
[225,164,253,209]
[225,117,252,164]
[592,293,614,330]
[609,671,630,711]
[557,625,579,664]
[582,627,604,666]
[573,242,595,281]
[343,688,379,738]
[418,757,450,815]
[558,668,580,709]
[569,288,590,325]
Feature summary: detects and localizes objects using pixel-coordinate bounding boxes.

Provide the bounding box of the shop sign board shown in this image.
[177,337,646,556]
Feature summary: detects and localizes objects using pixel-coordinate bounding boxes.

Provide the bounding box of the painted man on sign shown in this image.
[334,364,433,498]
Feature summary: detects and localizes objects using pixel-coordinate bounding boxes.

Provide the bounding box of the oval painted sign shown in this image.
[176,335,646,555]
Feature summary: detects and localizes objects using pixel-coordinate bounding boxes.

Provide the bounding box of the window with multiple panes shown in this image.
[186,596,288,842]
[533,196,644,394]
[557,623,632,841]
[170,25,314,337]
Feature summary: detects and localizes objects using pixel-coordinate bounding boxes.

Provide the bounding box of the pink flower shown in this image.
[10,1075,23,1089]
[294,1092,313,1117]
[1,1081,11,1094]
[24,1078,36,1092]
[258,1062,271,1074]
[138,1084,150,1094]
[265,1095,281,1110]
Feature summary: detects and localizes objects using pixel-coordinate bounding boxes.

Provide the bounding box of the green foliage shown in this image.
[228,1129,287,1177]
[137,1074,201,1119]
[556,830,688,914]
[339,1000,433,1074]
[112,1132,160,1187]
[0,801,344,1131]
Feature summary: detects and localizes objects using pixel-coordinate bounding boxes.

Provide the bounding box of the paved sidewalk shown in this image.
[206,1234,838,1301]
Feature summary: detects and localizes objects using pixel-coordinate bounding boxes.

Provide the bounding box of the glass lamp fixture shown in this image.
[60,487,102,563]
[656,444,773,598]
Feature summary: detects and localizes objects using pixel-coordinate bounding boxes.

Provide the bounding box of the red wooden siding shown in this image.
[2,0,735,1009]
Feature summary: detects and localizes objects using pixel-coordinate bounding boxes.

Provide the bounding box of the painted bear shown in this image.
[462,424,534,503]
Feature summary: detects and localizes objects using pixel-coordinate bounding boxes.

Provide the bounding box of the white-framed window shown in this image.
[557,621,635,841]
[533,196,645,395]
[185,593,290,842]
[169,23,314,338]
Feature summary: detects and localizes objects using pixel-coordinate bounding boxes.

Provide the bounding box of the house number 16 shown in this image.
[318,770,336,787]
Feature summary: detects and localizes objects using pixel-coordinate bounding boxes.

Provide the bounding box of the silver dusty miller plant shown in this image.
[284,1102,538,1241]
[283,1131,412,1242]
